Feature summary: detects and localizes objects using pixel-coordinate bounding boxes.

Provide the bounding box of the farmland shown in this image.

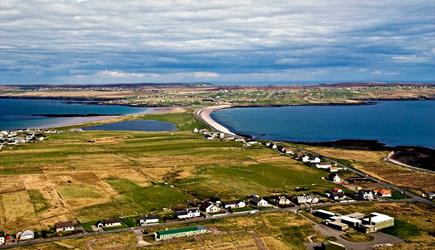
[0,113,332,231]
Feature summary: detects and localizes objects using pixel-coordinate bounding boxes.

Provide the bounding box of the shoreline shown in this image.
[17,107,183,130]
[199,105,434,172]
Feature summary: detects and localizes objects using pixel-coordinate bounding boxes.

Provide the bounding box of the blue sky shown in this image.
[0,0,434,85]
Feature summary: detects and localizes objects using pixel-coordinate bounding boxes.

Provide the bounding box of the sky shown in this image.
[0,0,434,85]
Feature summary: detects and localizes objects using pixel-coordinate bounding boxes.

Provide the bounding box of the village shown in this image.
[0,129,60,150]
[0,127,407,249]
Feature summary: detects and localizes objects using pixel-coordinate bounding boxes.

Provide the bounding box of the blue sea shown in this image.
[211,100,435,148]
[0,98,147,130]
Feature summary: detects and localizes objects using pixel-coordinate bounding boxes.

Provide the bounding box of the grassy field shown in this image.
[303,146,435,194]
[15,211,320,250]
[0,112,332,230]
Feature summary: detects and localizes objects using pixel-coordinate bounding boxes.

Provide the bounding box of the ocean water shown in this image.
[83,120,176,132]
[0,98,147,130]
[211,100,435,148]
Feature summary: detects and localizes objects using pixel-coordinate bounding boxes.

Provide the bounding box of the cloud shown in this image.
[96,70,145,78]
[0,0,434,84]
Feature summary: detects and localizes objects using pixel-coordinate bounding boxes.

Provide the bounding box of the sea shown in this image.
[211,100,435,149]
[0,98,147,130]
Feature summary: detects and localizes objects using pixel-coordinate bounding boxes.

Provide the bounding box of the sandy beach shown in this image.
[195,105,236,135]
[36,106,185,129]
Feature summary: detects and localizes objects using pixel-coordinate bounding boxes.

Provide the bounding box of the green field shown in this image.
[0,112,332,228]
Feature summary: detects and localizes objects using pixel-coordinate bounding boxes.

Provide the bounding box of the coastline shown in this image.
[195,105,236,135]
[199,105,434,172]
[19,106,184,130]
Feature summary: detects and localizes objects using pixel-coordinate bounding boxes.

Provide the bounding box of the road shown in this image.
[1,198,418,249]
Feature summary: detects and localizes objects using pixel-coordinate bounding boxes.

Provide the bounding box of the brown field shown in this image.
[304,146,435,193]
[15,211,316,250]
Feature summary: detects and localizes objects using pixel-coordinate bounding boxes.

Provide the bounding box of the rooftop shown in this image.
[157,226,206,236]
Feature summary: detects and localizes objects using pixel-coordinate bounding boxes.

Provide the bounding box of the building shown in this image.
[374,189,392,197]
[200,202,221,213]
[325,220,349,231]
[249,196,269,207]
[176,207,201,219]
[340,215,362,228]
[277,196,292,206]
[96,218,122,228]
[223,200,246,209]
[316,162,332,169]
[361,212,394,233]
[0,236,5,245]
[358,190,374,200]
[19,230,34,241]
[154,226,207,241]
[313,209,336,219]
[302,155,321,163]
[295,195,319,205]
[328,173,342,184]
[55,221,75,233]
[140,214,159,226]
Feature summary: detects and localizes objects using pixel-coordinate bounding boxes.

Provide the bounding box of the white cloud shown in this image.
[96,70,145,78]
[392,55,429,63]
[193,71,219,78]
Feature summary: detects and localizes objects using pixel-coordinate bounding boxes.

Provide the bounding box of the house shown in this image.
[176,207,201,219]
[249,196,269,207]
[295,195,319,205]
[329,166,339,173]
[140,214,159,226]
[0,236,5,245]
[200,202,221,213]
[154,226,207,241]
[361,212,394,233]
[358,190,374,200]
[277,196,292,206]
[302,155,321,163]
[223,200,246,209]
[328,173,342,184]
[96,218,122,228]
[19,230,34,241]
[316,162,332,169]
[374,189,392,197]
[329,188,345,200]
[55,221,75,232]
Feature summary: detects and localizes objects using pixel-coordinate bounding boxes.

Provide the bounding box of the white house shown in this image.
[200,202,221,213]
[96,218,122,228]
[0,236,5,245]
[358,190,374,200]
[277,196,292,205]
[250,196,269,207]
[55,221,75,233]
[140,215,159,225]
[176,207,201,219]
[316,162,332,169]
[328,173,342,184]
[302,156,321,163]
[295,195,319,205]
[224,200,246,209]
[19,230,34,241]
